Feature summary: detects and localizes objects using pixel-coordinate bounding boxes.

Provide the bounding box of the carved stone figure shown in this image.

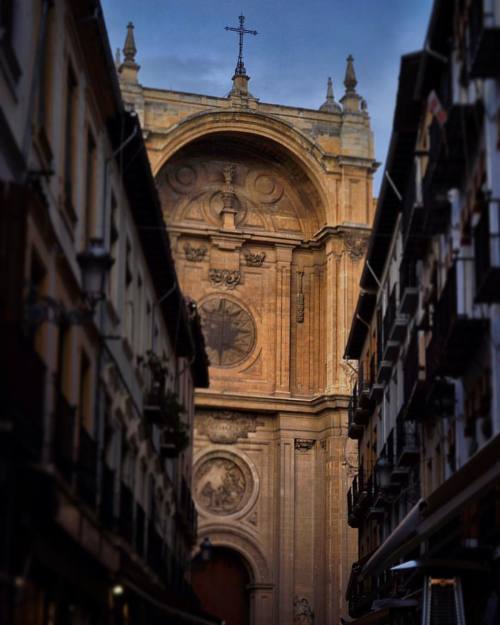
[209,269,241,289]
[199,298,256,367]
[293,596,314,625]
[196,410,262,444]
[184,242,208,262]
[195,457,249,515]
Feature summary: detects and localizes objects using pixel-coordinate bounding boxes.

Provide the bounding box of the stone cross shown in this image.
[225,14,257,77]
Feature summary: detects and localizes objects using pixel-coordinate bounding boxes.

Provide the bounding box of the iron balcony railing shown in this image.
[396,418,420,467]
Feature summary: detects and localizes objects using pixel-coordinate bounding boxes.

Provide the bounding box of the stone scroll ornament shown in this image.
[243,250,266,267]
[209,269,241,289]
[184,242,207,262]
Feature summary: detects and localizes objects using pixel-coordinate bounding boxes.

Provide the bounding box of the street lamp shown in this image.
[77,237,114,310]
[199,537,213,562]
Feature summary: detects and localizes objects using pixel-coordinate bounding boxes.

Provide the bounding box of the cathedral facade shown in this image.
[119,23,376,625]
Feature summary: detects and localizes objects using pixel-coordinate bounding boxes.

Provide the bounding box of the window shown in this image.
[63,65,78,223]
[109,193,119,302]
[83,130,96,246]
[78,351,91,430]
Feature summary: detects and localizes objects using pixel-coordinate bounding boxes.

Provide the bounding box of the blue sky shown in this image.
[101,0,433,194]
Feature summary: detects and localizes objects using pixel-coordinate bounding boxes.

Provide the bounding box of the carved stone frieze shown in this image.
[243,250,266,267]
[196,410,262,444]
[294,438,316,451]
[184,242,207,262]
[343,231,369,261]
[209,268,241,289]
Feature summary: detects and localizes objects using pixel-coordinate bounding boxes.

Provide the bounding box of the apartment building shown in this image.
[344,1,500,623]
[0,1,211,624]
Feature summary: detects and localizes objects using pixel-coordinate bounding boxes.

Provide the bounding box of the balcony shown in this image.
[399,260,419,315]
[369,353,384,404]
[347,469,368,528]
[403,331,426,421]
[425,378,455,417]
[357,363,372,415]
[53,395,76,482]
[348,393,363,440]
[467,0,500,78]
[474,201,500,303]
[396,418,420,467]
[426,261,489,378]
[383,286,408,346]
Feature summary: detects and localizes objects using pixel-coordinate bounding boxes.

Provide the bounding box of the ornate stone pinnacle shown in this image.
[319,76,341,113]
[344,54,358,93]
[123,22,138,66]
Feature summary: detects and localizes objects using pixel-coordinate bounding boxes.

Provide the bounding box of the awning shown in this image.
[360,433,500,581]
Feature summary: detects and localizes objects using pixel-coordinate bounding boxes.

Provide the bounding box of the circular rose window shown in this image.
[199,298,256,367]
[194,454,254,516]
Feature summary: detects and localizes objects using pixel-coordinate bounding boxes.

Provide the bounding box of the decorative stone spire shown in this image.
[340,54,363,113]
[319,77,341,113]
[344,54,358,93]
[119,22,140,84]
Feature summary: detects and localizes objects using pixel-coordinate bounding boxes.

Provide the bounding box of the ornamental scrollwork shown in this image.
[209,269,241,289]
[184,242,207,262]
[343,231,369,261]
[243,250,266,267]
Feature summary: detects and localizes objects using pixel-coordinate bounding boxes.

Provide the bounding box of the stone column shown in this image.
[277,436,295,624]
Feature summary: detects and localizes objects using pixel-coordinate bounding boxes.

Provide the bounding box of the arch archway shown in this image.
[192,546,252,625]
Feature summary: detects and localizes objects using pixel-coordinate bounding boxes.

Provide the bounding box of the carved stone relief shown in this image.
[158,158,320,237]
[343,231,369,261]
[196,410,263,444]
[184,242,207,262]
[194,453,254,516]
[199,298,256,367]
[296,271,305,323]
[208,269,241,289]
[293,596,314,625]
[243,250,266,267]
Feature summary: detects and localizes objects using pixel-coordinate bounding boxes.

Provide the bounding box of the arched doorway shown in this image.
[191,547,251,625]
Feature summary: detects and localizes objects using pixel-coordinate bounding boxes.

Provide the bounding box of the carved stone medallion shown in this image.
[343,231,369,260]
[199,298,256,367]
[194,453,253,516]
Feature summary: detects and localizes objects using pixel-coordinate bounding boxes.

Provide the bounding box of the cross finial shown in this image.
[225,14,257,77]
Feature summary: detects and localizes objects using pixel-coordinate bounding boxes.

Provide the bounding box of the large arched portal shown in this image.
[192,547,252,625]
[147,100,374,625]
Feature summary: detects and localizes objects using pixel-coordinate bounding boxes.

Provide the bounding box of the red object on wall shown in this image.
[191,547,251,625]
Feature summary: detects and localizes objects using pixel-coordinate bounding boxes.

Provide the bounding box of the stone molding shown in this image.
[195,409,263,444]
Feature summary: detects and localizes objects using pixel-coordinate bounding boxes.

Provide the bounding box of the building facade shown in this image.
[0,2,210,624]
[119,24,377,625]
[345,0,500,623]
